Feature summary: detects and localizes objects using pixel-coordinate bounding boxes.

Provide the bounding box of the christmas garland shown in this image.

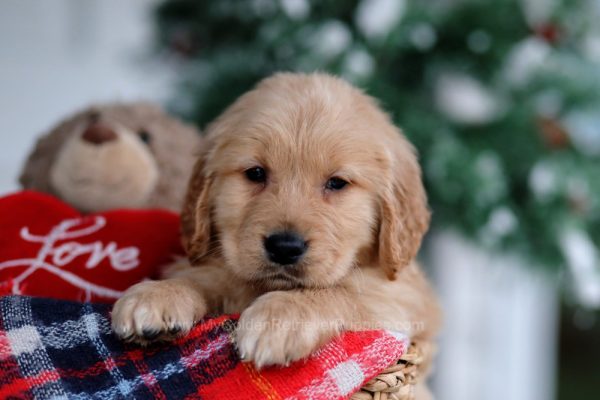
[153,0,600,303]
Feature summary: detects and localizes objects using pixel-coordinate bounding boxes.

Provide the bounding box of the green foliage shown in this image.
[154,0,600,272]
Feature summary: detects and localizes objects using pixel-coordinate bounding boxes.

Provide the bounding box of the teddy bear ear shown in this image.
[19,138,54,192]
[19,112,86,194]
[180,149,213,264]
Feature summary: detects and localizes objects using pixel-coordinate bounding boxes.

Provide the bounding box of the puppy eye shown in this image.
[138,130,152,145]
[244,166,267,183]
[325,177,349,191]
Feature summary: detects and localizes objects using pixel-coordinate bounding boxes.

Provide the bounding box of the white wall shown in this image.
[429,231,559,400]
[0,0,173,193]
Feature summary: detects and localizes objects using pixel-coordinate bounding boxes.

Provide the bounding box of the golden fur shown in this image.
[112,74,441,381]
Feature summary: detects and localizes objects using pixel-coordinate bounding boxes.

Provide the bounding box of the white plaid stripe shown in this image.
[39,313,111,350]
[288,331,408,400]
[309,334,348,369]
[82,304,132,399]
[1,296,68,399]
[353,331,408,378]
[69,332,230,400]
[327,360,365,396]
[7,325,43,356]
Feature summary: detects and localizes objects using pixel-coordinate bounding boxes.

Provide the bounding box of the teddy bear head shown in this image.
[20,103,201,212]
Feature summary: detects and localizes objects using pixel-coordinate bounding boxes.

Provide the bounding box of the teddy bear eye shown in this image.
[88,111,101,123]
[138,130,152,145]
[325,177,349,191]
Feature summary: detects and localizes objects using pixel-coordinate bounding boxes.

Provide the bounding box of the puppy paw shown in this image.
[111,280,207,345]
[235,292,339,368]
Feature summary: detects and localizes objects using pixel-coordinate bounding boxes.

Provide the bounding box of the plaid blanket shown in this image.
[0,296,408,399]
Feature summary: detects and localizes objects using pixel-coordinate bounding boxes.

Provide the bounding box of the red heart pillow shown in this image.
[0,191,185,303]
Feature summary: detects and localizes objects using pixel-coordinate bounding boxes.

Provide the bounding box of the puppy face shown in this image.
[208,116,383,290]
[183,73,429,289]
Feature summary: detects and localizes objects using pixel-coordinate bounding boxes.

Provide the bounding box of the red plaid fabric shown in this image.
[0,296,408,399]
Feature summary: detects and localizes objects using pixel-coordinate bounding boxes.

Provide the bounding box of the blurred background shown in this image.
[1,0,599,398]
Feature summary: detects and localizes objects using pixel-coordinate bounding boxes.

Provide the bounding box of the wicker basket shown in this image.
[351,341,430,400]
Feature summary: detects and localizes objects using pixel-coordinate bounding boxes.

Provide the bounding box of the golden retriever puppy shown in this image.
[112,73,440,372]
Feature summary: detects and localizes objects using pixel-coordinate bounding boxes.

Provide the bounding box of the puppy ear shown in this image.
[378,136,430,280]
[180,149,213,264]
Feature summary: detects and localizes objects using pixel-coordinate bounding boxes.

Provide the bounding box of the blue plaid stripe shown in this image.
[0,296,241,399]
[1,296,68,399]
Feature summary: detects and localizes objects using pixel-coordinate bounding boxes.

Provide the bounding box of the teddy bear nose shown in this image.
[264,231,308,266]
[82,123,117,145]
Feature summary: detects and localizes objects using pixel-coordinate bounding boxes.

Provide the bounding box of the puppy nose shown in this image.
[82,123,117,145]
[264,231,307,265]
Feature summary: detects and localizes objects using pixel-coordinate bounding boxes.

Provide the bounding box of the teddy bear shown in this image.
[19,102,201,212]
